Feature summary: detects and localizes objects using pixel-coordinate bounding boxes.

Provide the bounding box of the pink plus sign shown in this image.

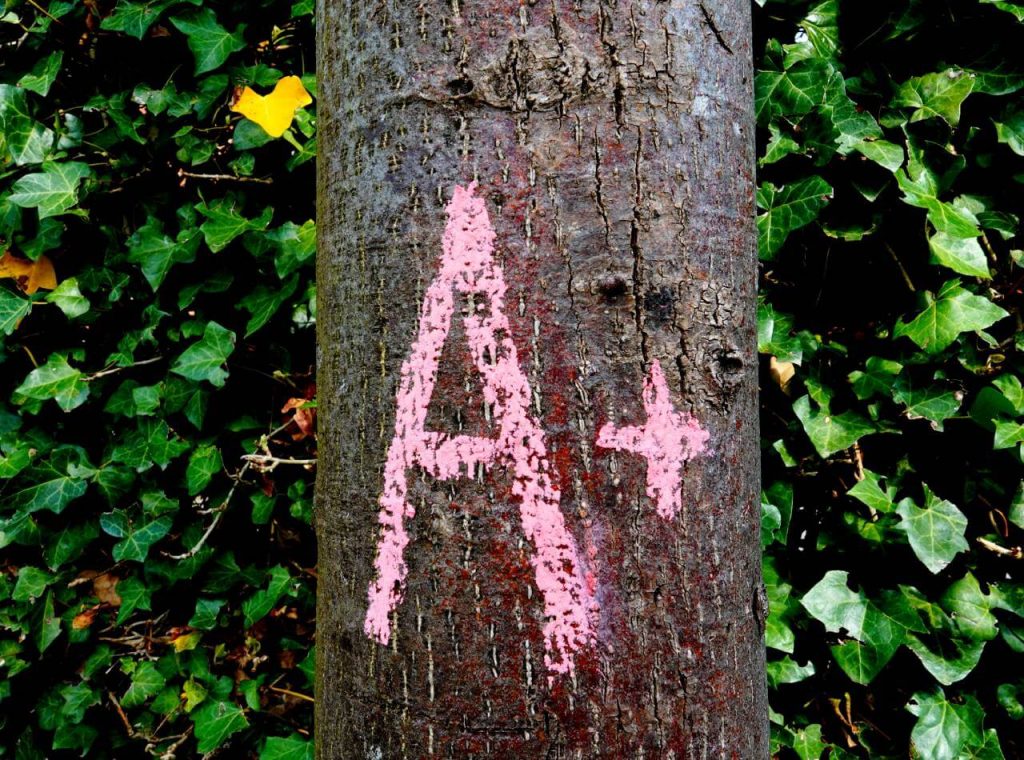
[596,361,709,520]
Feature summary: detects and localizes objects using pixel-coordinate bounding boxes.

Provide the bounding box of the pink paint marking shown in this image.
[365,183,596,676]
[596,361,709,520]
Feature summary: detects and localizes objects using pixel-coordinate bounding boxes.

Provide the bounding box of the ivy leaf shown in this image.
[848,469,896,513]
[994,104,1024,155]
[101,0,198,38]
[13,354,89,412]
[229,75,312,138]
[8,162,91,219]
[928,233,991,279]
[793,395,875,458]
[197,197,272,252]
[755,58,831,124]
[892,379,962,430]
[980,0,1024,21]
[849,357,904,400]
[993,418,1024,450]
[242,565,292,628]
[171,9,247,76]
[99,510,173,563]
[801,570,908,684]
[126,218,195,291]
[45,278,90,319]
[895,280,1008,353]
[906,689,984,760]
[192,700,249,753]
[171,321,236,387]
[267,220,315,278]
[992,374,1024,414]
[942,573,999,642]
[17,52,63,97]
[13,566,54,602]
[239,275,299,336]
[894,70,975,126]
[0,84,55,165]
[261,735,314,760]
[115,576,153,624]
[896,487,969,574]
[756,177,832,260]
[121,661,166,708]
[0,288,32,335]
[190,598,226,630]
[110,418,189,472]
[186,444,222,496]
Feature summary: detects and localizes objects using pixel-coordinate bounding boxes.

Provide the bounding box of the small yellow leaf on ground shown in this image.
[0,252,57,294]
[230,75,312,138]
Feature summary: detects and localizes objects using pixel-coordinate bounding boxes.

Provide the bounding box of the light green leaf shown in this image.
[928,232,990,279]
[0,84,55,165]
[261,735,314,760]
[993,418,1024,450]
[942,573,999,642]
[186,444,222,496]
[793,395,875,459]
[197,197,272,253]
[907,689,984,760]
[121,661,166,708]
[13,565,54,602]
[995,104,1024,155]
[981,0,1024,21]
[848,469,895,513]
[192,700,249,753]
[896,487,969,574]
[0,288,32,335]
[45,278,90,319]
[755,58,831,124]
[895,280,1008,352]
[13,353,89,412]
[170,9,247,76]
[848,357,903,400]
[790,724,827,760]
[993,374,1024,414]
[101,0,198,39]
[892,379,962,430]
[8,162,91,219]
[894,70,975,126]
[171,321,236,387]
[766,655,815,688]
[757,177,832,260]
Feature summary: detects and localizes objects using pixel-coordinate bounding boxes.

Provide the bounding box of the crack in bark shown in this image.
[699,3,734,55]
[630,127,649,364]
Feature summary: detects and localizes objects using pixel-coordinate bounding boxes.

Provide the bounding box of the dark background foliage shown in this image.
[0,0,1022,757]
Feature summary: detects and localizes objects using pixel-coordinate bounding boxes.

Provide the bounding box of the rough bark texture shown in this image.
[315,1,765,757]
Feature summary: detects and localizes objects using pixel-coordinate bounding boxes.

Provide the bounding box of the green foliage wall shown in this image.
[756,0,1024,757]
[2,0,1023,757]
[0,0,317,757]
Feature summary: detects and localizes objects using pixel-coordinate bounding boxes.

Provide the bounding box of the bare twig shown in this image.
[163,461,251,560]
[241,453,317,471]
[177,169,273,185]
[268,684,314,703]
[977,536,1023,559]
[85,356,163,381]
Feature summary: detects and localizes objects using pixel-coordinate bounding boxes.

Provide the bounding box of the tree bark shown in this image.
[315,1,766,757]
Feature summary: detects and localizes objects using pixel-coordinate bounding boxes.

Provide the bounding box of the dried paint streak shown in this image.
[364,183,596,675]
[596,361,709,520]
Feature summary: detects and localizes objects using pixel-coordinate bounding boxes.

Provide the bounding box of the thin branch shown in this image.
[163,461,251,560]
[241,453,317,471]
[977,536,1023,559]
[84,356,163,381]
[268,685,314,703]
[177,169,273,185]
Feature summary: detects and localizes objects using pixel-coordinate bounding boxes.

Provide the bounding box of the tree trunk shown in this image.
[315,1,766,757]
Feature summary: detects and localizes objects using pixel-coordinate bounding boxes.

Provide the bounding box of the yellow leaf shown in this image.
[0,252,57,294]
[172,630,202,652]
[230,75,312,138]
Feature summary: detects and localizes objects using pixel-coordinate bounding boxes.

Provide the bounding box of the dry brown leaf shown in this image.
[282,397,315,440]
[769,356,796,395]
[91,572,122,606]
[73,606,101,630]
[0,252,57,294]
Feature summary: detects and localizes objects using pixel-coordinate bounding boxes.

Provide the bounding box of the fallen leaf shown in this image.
[0,252,57,294]
[282,396,315,440]
[90,571,122,606]
[230,75,312,138]
[770,356,796,394]
[73,605,101,630]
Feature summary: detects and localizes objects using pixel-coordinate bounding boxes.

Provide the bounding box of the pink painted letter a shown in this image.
[364,183,595,675]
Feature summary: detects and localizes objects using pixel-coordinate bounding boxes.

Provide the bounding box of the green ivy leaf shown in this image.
[110,418,189,472]
[101,0,199,39]
[980,0,1024,21]
[13,354,89,412]
[192,700,249,753]
[895,280,1008,353]
[848,469,896,513]
[756,177,832,260]
[197,197,272,253]
[0,288,33,335]
[993,418,1024,450]
[115,576,153,624]
[186,444,222,496]
[755,58,831,124]
[126,218,196,291]
[171,9,247,76]
[0,84,55,166]
[121,661,166,708]
[12,566,54,602]
[171,321,236,387]
[261,735,314,760]
[928,232,990,279]
[8,162,91,219]
[906,689,984,760]
[239,275,299,336]
[17,52,63,97]
[892,379,962,430]
[100,510,173,562]
[45,278,90,319]
[895,487,969,574]
[242,565,292,628]
[894,70,975,126]
[793,395,875,458]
